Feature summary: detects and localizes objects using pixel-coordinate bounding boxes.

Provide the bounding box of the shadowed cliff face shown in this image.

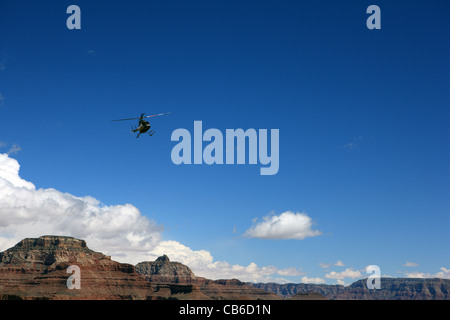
[135,255,196,283]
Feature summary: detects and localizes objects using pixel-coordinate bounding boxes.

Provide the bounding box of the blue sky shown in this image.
[0,0,449,284]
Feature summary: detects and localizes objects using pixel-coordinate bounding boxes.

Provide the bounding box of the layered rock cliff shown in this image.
[249,277,450,300]
[1,235,447,300]
[0,235,279,300]
[0,235,207,300]
[136,255,196,283]
[0,235,154,299]
[135,254,281,300]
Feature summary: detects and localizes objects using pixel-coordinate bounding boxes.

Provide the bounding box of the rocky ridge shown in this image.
[249,277,450,300]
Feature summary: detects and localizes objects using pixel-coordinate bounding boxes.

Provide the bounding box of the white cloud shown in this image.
[244,211,322,240]
[0,93,4,106]
[0,153,307,283]
[434,267,450,279]
[147,239,306,282]
[276,267,304,277]
[325,268,362,280]
[0,154,35,189]
[404,271,425,278]
[319,260,344,268]
[0,154,163,262]
[404,267,450,279]
[301,276,326,284]
[335,260,345,267]
[403,261,418,267]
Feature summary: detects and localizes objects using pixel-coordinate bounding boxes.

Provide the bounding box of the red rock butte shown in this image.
[0,235,281,300]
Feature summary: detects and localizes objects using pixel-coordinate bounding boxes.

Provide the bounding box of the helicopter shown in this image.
[111,112,171,138]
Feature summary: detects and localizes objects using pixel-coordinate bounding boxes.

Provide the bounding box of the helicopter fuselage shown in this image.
[132,120,155,137]
[136,120,151,133]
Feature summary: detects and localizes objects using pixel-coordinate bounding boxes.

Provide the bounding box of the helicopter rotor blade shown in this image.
[111,112,171,122]
[111,117,140,122]
[142,112,171,118]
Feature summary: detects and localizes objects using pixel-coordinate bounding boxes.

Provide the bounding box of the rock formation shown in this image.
[135,254,280,300]
[0,235,279,300]
[1,235,448,300]
[0,235,208,300]
[136,255,196,283]
[249,277,450,300]
[0,235,154,299]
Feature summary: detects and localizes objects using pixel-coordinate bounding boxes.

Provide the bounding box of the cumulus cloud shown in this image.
[244,211,322,240]
[276,267,304,277]
[145,239,305,282]
[325,268,362,280]
[0,153,306,283]
[301,276,326,284]
[0,153,163,262]
[335,260,345,267]
[404,267,450,279]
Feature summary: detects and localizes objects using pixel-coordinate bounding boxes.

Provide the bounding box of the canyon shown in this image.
[0,235,448,300]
